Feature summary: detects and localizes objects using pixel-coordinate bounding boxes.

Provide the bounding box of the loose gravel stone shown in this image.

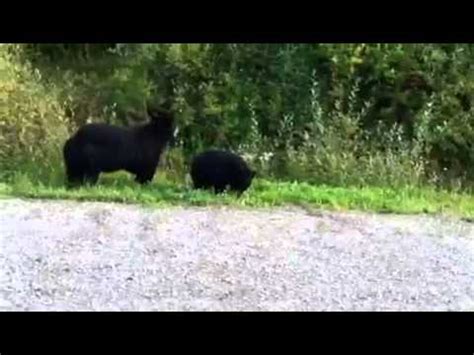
[0,198,472,311]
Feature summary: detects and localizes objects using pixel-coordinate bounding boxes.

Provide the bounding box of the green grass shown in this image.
[1,171,473,218]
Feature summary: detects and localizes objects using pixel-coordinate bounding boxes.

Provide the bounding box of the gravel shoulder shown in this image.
[0,198,473,311]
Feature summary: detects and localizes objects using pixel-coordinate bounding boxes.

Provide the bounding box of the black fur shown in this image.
[63,108,175,187]
[190,150,256,195]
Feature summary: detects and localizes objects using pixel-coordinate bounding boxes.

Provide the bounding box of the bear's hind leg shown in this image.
[83,170,99,186]
[135,169,155,185]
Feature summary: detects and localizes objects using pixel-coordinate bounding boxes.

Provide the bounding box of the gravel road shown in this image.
[0,198,473,311]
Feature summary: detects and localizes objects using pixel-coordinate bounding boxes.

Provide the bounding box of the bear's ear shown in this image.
[146,105,156,118]
[148,106,174,123]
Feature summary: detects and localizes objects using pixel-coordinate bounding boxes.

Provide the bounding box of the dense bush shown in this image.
[0,45,70,182]
[2,43,473,189]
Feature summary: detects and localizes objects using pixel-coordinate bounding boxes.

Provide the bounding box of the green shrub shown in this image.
[0,44,70,183]
[3,43,472,191]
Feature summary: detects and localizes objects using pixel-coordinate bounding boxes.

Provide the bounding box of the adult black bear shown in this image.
[63,107,175,187]
[190,150,256,195]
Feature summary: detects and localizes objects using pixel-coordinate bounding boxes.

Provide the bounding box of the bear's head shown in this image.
[236,168,257,194]
[147,106,176,142]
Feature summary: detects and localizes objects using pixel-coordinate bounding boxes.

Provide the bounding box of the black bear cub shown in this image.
[190,150,256,195]
[63,107,175,187]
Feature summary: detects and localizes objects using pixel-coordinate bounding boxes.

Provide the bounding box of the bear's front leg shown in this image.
[135,168,156,185]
